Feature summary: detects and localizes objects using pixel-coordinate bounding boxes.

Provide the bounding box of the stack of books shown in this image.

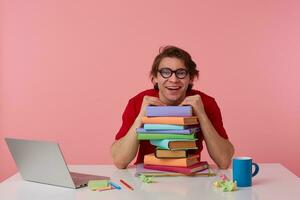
[136,106,208,175]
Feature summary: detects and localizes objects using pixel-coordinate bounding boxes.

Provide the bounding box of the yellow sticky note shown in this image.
[97,185,112,191]
[88,180,109,191]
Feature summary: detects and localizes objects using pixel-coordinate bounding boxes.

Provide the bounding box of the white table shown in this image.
[0,164,299,200]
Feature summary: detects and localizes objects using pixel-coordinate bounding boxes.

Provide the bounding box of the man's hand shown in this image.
[138,96,166,118]
[179,94,205,117]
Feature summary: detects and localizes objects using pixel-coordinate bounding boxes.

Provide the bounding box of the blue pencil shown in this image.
[109,181,122,190]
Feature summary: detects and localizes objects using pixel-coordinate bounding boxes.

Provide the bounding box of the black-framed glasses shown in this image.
[158,68,189,79]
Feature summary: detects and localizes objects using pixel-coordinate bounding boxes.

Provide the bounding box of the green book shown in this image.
[137,133,195,140]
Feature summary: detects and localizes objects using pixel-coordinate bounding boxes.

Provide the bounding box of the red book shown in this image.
[144,161,209,175]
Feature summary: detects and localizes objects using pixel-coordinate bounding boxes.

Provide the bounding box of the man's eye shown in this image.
[162,70,171,75]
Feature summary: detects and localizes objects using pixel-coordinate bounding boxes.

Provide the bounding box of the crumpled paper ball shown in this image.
[213,174,237,192]
[139,175,154,183]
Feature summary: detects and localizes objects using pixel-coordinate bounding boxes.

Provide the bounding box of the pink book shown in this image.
[144,161,209,175]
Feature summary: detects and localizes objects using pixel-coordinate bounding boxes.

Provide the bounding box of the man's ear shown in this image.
[189,77,194,85]
[151,76,158,85]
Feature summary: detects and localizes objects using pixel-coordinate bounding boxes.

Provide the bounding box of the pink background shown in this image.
[1,0,299,181]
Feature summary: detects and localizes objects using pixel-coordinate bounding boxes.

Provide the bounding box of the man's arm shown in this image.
[111,117,142,169]
[180,95,234,169]
[197,112,234,169]
[111,96,165,169]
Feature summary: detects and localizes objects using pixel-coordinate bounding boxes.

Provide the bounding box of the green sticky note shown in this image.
[88,180,109,190]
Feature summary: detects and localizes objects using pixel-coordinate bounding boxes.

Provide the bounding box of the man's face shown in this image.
[153,57,193,105]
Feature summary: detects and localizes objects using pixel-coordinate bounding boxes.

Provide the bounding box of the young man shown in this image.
[111,46,234,169]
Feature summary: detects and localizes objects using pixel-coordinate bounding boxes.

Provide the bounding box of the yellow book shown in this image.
[142,116,199,125]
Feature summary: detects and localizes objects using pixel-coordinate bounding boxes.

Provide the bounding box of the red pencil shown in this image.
[120,179,134,191]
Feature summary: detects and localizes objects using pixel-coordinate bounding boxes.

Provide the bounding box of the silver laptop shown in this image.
[5,138,109,189]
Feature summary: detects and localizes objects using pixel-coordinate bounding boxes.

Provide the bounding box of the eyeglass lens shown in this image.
[159,68,188,79]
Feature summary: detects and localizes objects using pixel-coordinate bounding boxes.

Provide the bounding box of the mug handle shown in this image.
[252,163,259,177]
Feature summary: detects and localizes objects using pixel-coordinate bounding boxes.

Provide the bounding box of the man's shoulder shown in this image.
[129,89,158,102]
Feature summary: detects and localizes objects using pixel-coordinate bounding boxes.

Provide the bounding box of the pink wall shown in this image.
[1,0,300,181]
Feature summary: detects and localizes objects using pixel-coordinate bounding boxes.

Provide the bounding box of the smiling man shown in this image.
[111,46,234,169]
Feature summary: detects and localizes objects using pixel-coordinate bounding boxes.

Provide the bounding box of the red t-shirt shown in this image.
[115,89,228,164]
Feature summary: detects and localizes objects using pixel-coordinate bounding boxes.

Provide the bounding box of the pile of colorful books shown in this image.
[137,106,208,175]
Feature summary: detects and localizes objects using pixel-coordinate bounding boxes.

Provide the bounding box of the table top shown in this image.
[0,163,299,200]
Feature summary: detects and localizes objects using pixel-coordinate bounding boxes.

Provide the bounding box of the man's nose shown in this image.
[168,72,179,82]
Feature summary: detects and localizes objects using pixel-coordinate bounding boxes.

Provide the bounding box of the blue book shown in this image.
[150,139,198,150]
[146,106,193,117]
[136,127,200,134]
[144,124,188,130]
[138,133,196,140]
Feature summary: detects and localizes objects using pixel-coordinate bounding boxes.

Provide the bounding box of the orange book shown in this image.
[144,153,199,167]
[155,149,197,158]
[142,116,199,125]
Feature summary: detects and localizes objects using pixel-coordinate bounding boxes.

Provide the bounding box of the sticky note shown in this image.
[88,180,109,191]
[97,185,112,191]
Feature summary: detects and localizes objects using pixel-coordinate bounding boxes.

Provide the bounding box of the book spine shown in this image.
[143,124,185,130]
[144,164,191,174]
[155,149,188,158]
[142,116,199,125]
[138,134,195,140]
[150,140,169,149]
[137,127,200,134]
[150,139,198,149]
[142,117,184,125]
[144,154,199,167]
[146,106,192,117]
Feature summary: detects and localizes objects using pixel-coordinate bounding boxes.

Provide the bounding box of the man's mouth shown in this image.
[166,86,181,90]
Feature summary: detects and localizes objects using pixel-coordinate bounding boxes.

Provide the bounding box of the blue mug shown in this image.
[232,157,259,187]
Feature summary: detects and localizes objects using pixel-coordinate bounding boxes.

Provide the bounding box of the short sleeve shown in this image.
[115,99,138,140]
[208,99,228,139]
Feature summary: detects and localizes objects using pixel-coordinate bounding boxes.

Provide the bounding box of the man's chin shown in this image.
[165,96,182,105]
[160,90,185,105]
